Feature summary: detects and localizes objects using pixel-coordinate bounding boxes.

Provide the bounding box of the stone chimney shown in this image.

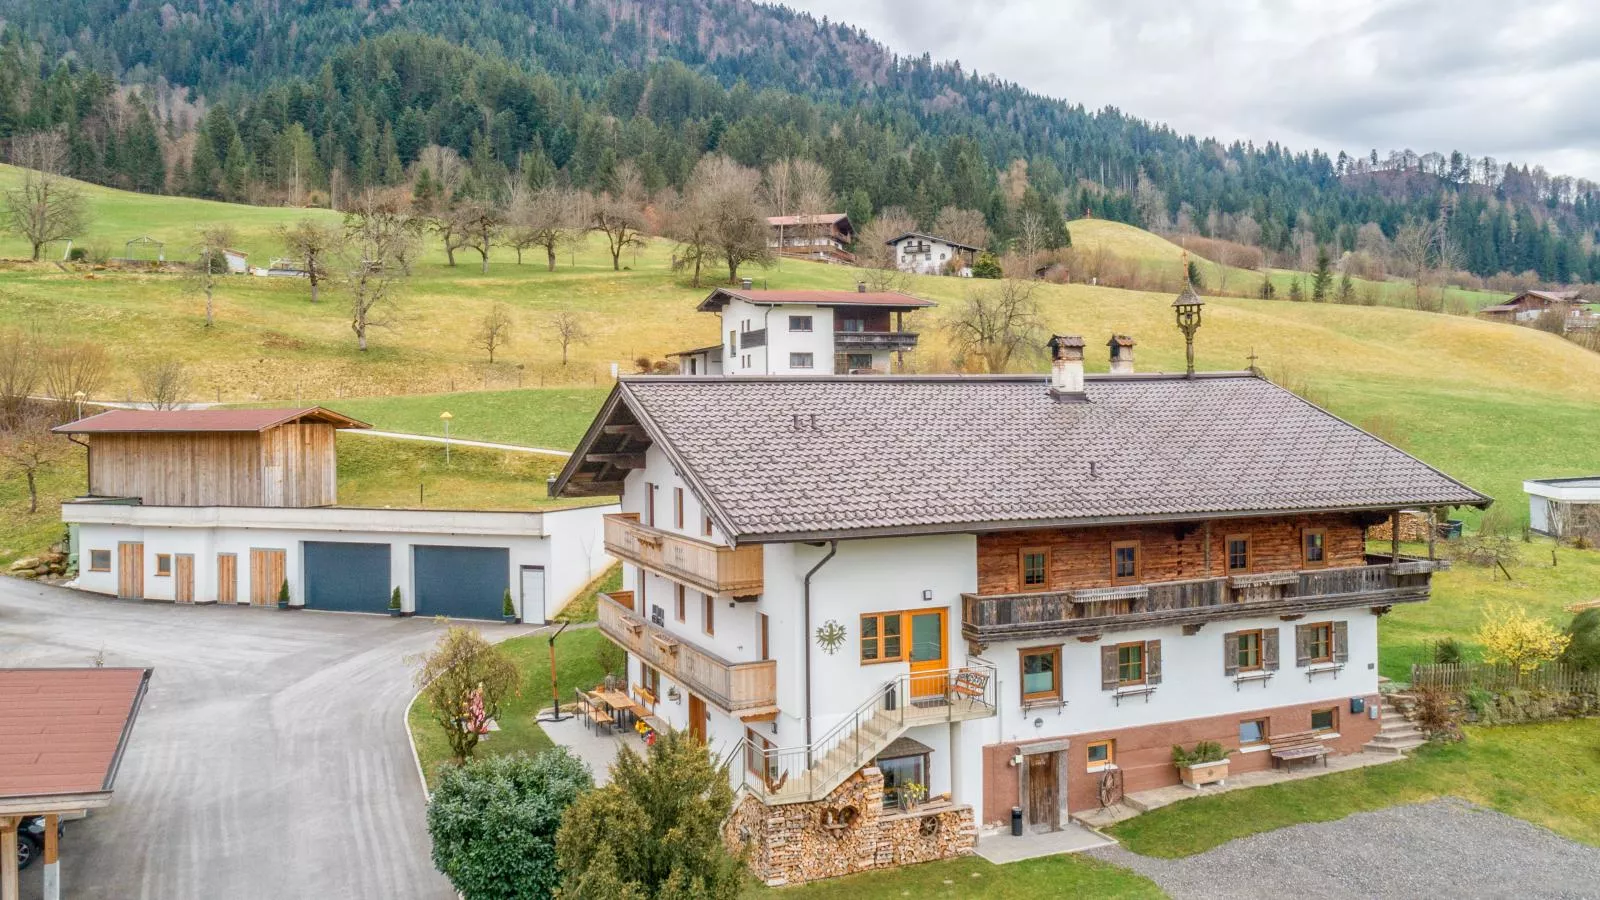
[1108,334,1135,375]
[857,281,867,293]
[1046,335,1087,402]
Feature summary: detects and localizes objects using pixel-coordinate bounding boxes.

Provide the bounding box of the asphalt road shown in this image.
[0,578,491,900]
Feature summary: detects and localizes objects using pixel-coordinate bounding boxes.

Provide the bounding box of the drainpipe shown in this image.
[802,540,838,766]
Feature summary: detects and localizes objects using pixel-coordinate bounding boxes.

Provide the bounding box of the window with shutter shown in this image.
[1222,631,1240,676]
[1145,640,1162,684]
[1263,628,1281,671]
[1099,645,1118,690]
[1333,621,1349,663]
[1295,623,1312,667]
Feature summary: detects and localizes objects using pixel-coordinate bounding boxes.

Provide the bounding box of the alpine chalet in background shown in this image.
[672,286,933,376]
[553,305,1490,886]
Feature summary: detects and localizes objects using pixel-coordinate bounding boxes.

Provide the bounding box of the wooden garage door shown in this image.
[117,542,143,599]
[250,548,287,606]
[217,553,238,604]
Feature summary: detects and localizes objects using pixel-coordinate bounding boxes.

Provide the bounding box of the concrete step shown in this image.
[1369,729,1424,744]
[1364,737,1426,755]
[1380,710,1411,723]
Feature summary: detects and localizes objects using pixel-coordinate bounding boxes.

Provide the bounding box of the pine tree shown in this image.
[1288,278,1305,302]
[1259,273,1276,299]
[1311,248,1332,302]
[1336,270,1355,304]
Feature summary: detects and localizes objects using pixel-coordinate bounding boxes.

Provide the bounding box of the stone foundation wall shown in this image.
[723,766,976,887]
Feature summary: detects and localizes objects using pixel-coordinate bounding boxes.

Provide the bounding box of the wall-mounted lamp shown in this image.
[666,686,682,703]
[1033,717,1044,730]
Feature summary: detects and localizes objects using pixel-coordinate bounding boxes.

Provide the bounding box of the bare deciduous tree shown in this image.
[857,207,917,292]
[550,309,586,366]
[665,186,715,288]
[190,225,239,327]
[277,218,343,303]
[138,360,189,410]
[430,204,472,268]
[41,341,108,421]
[504,186,582,270]
[789,159,835,249]
[0,408,63,513]
[673,155,771,285]
[932,206,991,251]
[413,145,466,211]
[948,279,1043,373]
[342,197,420,352]
[458,202,504,274]
[590,163,648,271]
[0,328,39,429]
[474,303,513,363]
[1015,211,1048,276]
[2,131,90,261]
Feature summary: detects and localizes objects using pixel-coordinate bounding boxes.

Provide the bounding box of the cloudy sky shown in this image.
[779,0,1600,181]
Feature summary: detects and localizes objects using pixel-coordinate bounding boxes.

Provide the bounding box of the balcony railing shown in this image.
[598,591,777,714]
[603,513,764,596]
[738,328,767,349]
[832,331,920,352]
[963,557,1440,639]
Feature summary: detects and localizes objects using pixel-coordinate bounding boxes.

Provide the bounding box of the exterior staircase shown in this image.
[1363,697,1427,755]
[739,665,998,806]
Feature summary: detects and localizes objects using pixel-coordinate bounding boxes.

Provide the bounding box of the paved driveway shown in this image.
[0,578,481,900]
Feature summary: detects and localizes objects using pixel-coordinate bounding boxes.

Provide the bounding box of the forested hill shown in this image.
[4,0,1600,282]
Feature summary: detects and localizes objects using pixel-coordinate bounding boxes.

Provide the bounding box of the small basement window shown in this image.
[155,554,172,576]
[89,549,111,572]
[1087,740,1115,771]
[1239,718,1269,746]
[1311,707,1337,732]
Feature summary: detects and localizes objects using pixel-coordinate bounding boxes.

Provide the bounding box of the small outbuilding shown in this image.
[1525,477,1600,543]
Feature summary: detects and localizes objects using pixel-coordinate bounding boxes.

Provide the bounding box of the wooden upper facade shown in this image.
[55,408,368,508]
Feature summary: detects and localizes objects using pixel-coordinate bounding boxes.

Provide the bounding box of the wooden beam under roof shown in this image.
[584,452,646,469]
[602,423,649,441]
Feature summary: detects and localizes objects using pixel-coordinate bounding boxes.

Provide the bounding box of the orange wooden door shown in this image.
[217,553,238,604]
[250,548,286,606]
[688,694,708,743]
[116,542,143,599]
[908,609,947,698]
[174,554,195,603]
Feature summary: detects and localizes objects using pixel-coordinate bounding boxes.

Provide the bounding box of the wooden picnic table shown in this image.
[594,689,644,729]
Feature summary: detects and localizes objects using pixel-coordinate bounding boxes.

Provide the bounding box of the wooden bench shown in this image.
[1269,730,1329,770]
[576,691,614,733]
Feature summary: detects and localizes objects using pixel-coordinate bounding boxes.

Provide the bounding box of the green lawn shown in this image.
[316,386,611,448]
[1108,719,1600,857]
[335,431,593,511]
[555,564,622,624]
[408,626,623,790]
[746,854,1163,899]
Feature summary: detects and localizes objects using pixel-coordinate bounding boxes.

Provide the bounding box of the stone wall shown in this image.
[723,766,975,887]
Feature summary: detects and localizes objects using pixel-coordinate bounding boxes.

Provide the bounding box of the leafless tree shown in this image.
[1392,219,1457,309]
[1015,211,1048,276]
[138,360,189,410]
[857,207,916,292]
[41,341,108,422]
[413,145,466,210]
[1133,171,1169,232]
[190,225,239,328]
[473,303,513,363]
[932,206,991,251]
[789,159,835,248]
[2,131,89,261]
[430,204,472,267]
[0,407,63,513]
[948,279,1043,373]
[341,197,420,351]
[682,155,772,285]
[458,202,504,274]
[761,158,798,250]
[0,328,39,429]
[665,187,714,288]
[277,218,343,303]
[590,162,648,271]
[504,186,582,270]
[549,309,587,366]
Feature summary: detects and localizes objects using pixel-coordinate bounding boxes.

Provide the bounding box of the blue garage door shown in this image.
[303,541,392,613]
[414,545,510,620]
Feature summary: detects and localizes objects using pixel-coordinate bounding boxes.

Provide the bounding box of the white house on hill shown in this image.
[885,232,980,276]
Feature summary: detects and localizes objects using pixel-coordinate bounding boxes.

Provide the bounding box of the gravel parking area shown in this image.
[1090,798,1600,900]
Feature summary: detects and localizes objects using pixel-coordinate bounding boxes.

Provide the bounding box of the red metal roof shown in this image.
[53,407,371,434]
[697,288,936,312]
[0,668,151,800]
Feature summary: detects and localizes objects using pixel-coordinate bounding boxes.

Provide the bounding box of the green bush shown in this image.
[1433,637,1464,664]
[1560,608,1600,672]
[1171,740,1229,766]
[503,587,516,618]
[390,586,402,611]
[428,749,592,900]
[971,251,1002,279]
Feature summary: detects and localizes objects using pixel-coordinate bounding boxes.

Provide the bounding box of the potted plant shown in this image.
[1171,740,1230,787]
[896,782,928,812]
[501,587,517,624]
[276,579,291,610]
[388,587,403,617]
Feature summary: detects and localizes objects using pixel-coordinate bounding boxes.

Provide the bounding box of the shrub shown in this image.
[1465,688,1497,723]
[428,749,593,900]
[389,587,402,611]
[1433,637,1464,664]
[67,246,87,261]
[503,587,516,619]
[970,251,1002,279]
[1476,604,1571,674]
[1412,685,1463,741]
[413,625,521,760]
[1171,740,1229,766]
[1560,608,1600,672]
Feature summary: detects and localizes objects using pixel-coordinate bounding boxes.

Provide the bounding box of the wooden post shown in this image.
[546,621,570,722]
[1427,508,1437,561]
[1,816,18,900]
[1203,521,1213,573]
[1391,510,1401,562]
[42,814,59,900]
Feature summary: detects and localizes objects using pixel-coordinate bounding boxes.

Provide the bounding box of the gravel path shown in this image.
[1090,798,1600,900]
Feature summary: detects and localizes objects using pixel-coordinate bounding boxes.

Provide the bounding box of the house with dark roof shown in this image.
[51,408,612,621]
[673,285,935,376]
[554,315,1490,886]
[884,231,981,276]
[1478,289,1594,329]
[766,213,855,264]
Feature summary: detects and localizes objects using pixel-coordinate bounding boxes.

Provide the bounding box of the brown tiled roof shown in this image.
[697,288,936,312]
[53,407,371,434]
[884,231,982,252]
[766,213,851,228]
[0,668,151,800]
[563,374,1490,542]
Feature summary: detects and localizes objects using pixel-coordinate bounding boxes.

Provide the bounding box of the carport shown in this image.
[0,667,151,900]
[413,546,510,620]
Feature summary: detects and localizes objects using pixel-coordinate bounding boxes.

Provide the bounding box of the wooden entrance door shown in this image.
[174,554,195,603]
[249,548,287,606]
[1026,752,1061,832]
[907,609,947,699]
[688,694,708,743]
[116,542,143,599]
[217,553,238,604]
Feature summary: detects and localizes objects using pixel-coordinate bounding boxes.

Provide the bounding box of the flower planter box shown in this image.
[1177,759,1229,788]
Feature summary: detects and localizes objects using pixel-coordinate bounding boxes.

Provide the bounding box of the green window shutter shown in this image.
[1222,631,1239,676]
[1333,621,1349,664]
[1295,624,1312,667]
[1263,627,1281,671]
[1145,640,1162,685]
[1100,645,1118,690]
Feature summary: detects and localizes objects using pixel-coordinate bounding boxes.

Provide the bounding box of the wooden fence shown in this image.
[1410,661,1600,695]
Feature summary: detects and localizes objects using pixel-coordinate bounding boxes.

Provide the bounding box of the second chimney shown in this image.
[1047,334,1087,402]
[1108,334,1136,375]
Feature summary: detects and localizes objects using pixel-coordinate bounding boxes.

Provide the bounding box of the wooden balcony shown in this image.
[962,557,1441,641]
[832,331,920,352]
[598,592,777,714]
[604,513,763,596]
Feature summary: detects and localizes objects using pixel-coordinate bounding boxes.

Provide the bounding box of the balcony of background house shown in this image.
[597,590,777,714]
[603,513,764,596]
[831,331,920,352]
[961,554,1443,640]
[738,328,767,349]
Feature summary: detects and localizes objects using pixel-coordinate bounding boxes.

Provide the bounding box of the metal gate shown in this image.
[413,545,510,620]
[303,541,392,613]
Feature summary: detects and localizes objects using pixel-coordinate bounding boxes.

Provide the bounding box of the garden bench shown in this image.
[1269,730,1328,770]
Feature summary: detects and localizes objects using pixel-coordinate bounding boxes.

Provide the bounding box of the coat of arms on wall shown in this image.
[815,619,847,655]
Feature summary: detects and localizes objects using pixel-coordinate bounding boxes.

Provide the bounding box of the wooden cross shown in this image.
[1247,348,1260,373]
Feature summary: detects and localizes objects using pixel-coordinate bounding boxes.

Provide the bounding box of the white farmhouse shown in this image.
[884,232,980,276]
[54,408,613,621]
[671,285,934,376]
[553,331,1489,886]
